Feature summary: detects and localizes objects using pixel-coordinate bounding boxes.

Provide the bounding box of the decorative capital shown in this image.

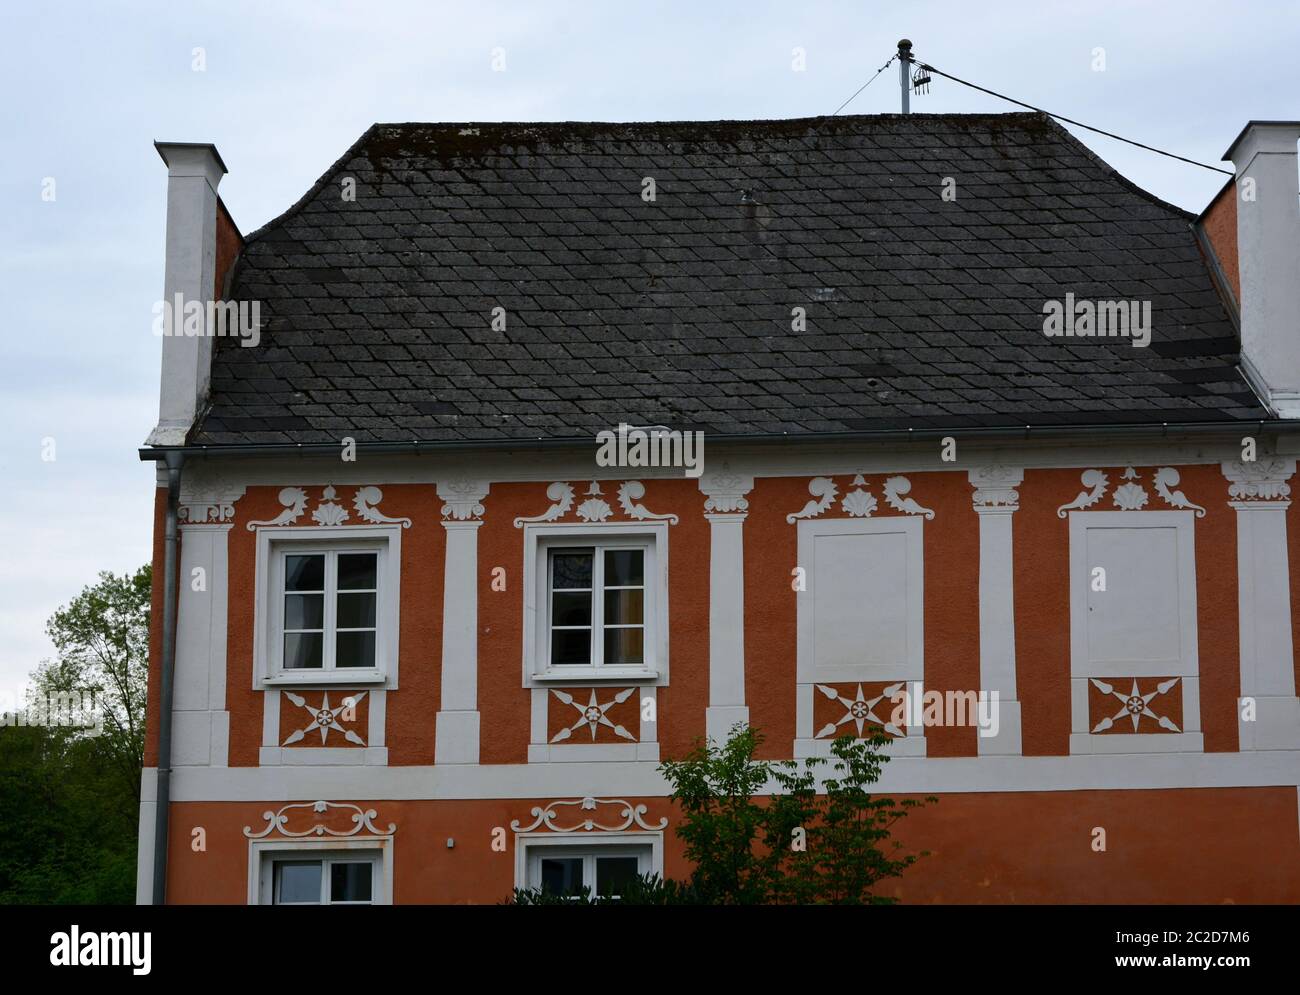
[178,468,246,525]
[699,470,754,514]
[178,500,240,525]
[968,466,1023,513]
[437,479,490,521]
[1222,458,1296,506]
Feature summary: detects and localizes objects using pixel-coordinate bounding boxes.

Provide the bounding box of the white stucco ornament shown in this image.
[437,479,489,521]
[510,797,668,833]
[515,480,677,527]
[1089,677,1181,734]
[244,800,396,839]
[699,468,755,514]
[814,682,906,739]
[549,687,638,743]
[787,474,933,523]
[282,690,367,747]
[245,484,409,529]
[1057,467,1207,518]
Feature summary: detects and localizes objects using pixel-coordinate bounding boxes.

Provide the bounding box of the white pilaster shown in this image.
[700,471,754,742]
[969,467,1023,755]
[435,481,489,764]
[173,474,244,767]
[1223,459,1300,749]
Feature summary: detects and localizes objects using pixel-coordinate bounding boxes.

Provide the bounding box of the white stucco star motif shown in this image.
[282,690,367,746]
[550,688,637,743]
[814,681,906,739]
[1090,677,1180,733]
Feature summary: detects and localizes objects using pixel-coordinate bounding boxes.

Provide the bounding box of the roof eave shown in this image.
[138,417,1291,462]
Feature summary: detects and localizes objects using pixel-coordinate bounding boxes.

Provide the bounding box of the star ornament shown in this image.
[814,682,906,739]
[550,688,637,743]
[1090,677,1180,733]
[282,690,367,746]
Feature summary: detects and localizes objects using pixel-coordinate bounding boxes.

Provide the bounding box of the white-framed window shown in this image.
[249,841,391,905]
[516,834,661,899]
[253,525,401,688]
[1067,510,1202,754]
[522,522,669,685]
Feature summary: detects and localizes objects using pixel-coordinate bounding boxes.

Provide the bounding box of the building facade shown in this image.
[137,114,1300,904]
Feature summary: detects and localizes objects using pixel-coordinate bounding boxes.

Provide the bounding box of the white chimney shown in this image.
[1225,121,1300,417]
[146,142,227,446]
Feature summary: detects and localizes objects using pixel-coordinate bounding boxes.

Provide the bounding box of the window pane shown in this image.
[338,553,378,591]
[285,592,324,631]
[284,632,323,669]
[604,588,644,626]
[337,591,376,629]
[551,591,592,627]
[285,554,325,592]
[551,628,591,666]
[540,857,584,896]
[274,861,321,903]
[336,630,376,668]
[604,549,644,587]
[329,862,373,902]
[596,856,640,897]
[604,627,644,666]
[551,551,593,589]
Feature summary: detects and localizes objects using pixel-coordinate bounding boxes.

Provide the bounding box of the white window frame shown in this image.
[253,525,401,689]
[248,838,392,905]
[514,832,662,896]
[522,522,669,686]
[1067,510,1202,754]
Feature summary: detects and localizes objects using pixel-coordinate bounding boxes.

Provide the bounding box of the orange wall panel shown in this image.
[165,785,1300,905]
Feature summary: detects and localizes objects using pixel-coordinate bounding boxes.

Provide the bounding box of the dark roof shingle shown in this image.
[194,112,1266,445]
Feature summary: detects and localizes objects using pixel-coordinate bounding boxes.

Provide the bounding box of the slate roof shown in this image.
[191,112,1268,446]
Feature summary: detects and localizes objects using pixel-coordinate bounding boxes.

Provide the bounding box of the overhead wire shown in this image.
[831,48,1232,175]
[912,56,1233,175]
[830,54,896,116]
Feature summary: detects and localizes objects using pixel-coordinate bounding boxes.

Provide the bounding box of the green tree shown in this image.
[0,565,151,904]
[31,565,150,803]
[662,726,933,905]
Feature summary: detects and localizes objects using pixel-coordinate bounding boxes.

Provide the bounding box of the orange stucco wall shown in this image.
[143,460,1300,905]
[213,198,243,299]
[164,785,1300,904]
[1200,182,1241,306]
[149,463,1255,767]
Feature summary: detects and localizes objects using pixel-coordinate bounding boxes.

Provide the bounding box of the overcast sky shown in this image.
[1,0,1298,700]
